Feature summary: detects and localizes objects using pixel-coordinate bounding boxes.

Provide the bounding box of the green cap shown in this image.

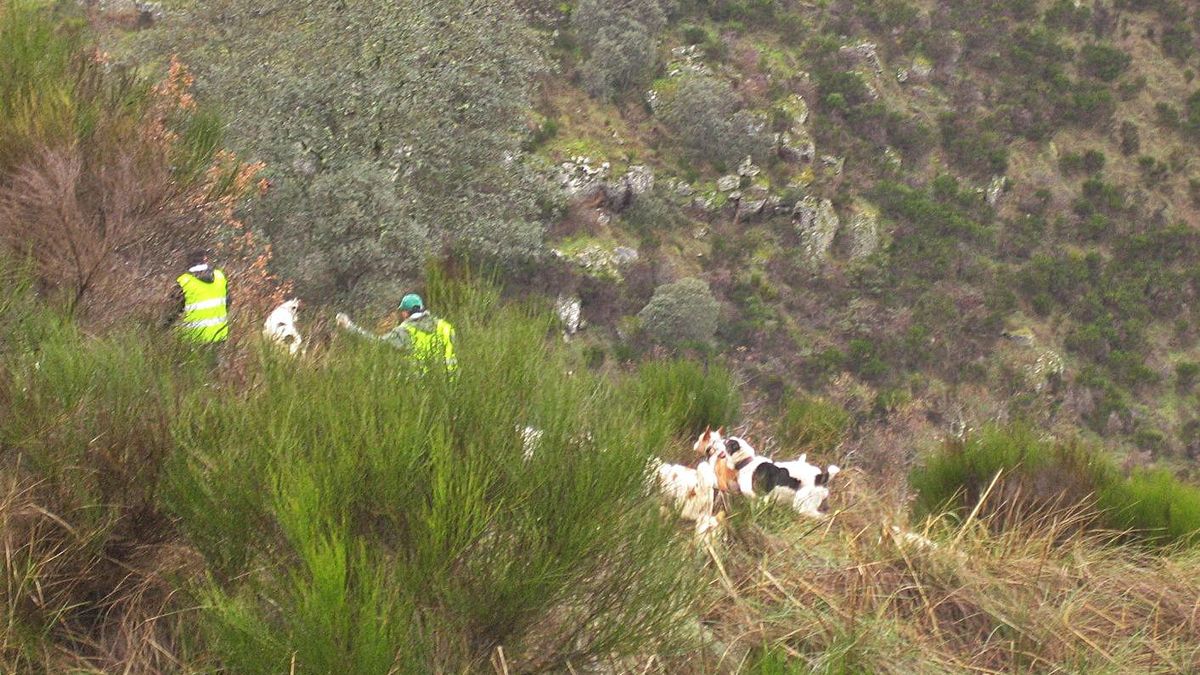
[399,293,424,311]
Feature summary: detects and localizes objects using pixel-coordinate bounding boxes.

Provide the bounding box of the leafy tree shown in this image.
[653,74,771,169]
[638,277,720,347]
[135,0,549,303]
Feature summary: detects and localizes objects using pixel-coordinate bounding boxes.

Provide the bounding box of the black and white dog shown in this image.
[718,437,840,517]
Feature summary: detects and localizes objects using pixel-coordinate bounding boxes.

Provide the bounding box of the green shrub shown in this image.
[1044,0,1092,31]
[625,358,741,437]
[136,0,549,304]
[573,0,666,100]
[653,73,772,168]
[1161,25,1195,61]
[1120,121,1141,156]
[1098,469,1200,546]
[1176,361,1200,389]
[911,425,1200,548]
[777,395,850,454]
[939,114,1009,178]
[1079,43,1132,81]
[637,277,721,347]
[581,21,657,100]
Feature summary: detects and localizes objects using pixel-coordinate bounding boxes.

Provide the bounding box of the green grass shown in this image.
[622,357,741,441]
[911,425,1200,548]
[1,267,706,671]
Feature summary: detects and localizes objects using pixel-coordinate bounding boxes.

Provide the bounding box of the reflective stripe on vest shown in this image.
[176,269,228,343]
[402,318,457,371]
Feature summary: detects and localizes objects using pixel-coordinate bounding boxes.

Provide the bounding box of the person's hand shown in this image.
[335,312,351,329]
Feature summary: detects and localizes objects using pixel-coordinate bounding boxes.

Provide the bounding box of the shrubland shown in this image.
[5,0,1200,670]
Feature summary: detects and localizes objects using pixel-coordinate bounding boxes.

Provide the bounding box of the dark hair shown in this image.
[187,249,210,266]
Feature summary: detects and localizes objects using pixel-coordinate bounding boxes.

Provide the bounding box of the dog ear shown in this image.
[815,471,829,487]
[798,453,807,464]
[724,438,740,453]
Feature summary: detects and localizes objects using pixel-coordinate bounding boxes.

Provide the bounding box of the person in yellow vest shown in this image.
[336,293,457,371]
[165,250,230,344]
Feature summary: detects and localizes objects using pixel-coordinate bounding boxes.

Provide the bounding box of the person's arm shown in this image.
[336,314,413,351]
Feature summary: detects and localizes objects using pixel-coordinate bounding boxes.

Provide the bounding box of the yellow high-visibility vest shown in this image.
[176,269,229,343]
[402,318,457,371]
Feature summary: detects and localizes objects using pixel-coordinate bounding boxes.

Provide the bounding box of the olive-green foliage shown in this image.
[0,0,88,171]
[171,284,699,671]
[573,0,670,101]
[624,357,740,438]
[653,73,772,169]
[1079,43,1132,82]
[911,426,1200,547]
[135,0,549,304]
[580,19,658,101]
[637,277,721,347]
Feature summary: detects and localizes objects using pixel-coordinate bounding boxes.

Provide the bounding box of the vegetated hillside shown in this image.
[118,0,1200,473]
[7,0,1200,671]
[522,0,1200,474]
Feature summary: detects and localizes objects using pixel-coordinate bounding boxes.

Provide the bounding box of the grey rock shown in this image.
[613,246,640,265]
[737,198,768,220]
[737,156,761,178]
[846,201,881,260]
[839,41,883,75]
[821,155,846,176]
[793,197,839,262]
[986,175,1008,208]
[717,175,741,192]
[556,294,582,336]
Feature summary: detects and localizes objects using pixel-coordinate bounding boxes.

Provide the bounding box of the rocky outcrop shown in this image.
[556,294,582,337]
[986,175,1008,208]
[839,41,883,75]
[558,156,611,198]
[605,165,655,211]
[846,201,881,260]
[793,197,839,262]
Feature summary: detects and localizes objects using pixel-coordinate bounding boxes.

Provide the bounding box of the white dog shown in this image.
[263,298,303,355]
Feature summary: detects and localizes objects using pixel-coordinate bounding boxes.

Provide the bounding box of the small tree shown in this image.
[654,74,771,168]
[637,277,720,347]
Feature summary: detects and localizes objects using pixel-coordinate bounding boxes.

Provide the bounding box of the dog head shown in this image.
[722,436,757,471]
[693,426,726,461]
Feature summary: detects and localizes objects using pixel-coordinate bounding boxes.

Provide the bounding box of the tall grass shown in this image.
[166,280,700,671]
[911,425,1200,547]
[621,357,741,441]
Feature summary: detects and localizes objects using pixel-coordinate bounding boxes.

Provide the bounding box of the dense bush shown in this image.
[938,114,1009,178]
[653,74,772,169]
[136,0,549,304]
[912,426,1200,546]
[573,0,668,101]
[2,271,705,671]
[0,0,270,320]
[637,277,721,347]
[1079,43,1132,81]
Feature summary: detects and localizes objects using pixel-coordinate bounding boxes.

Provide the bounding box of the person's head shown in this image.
[398,293,425,319]
[186,249,210,269]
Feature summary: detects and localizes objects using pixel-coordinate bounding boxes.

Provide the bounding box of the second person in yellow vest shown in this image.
[336,293,457,371]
